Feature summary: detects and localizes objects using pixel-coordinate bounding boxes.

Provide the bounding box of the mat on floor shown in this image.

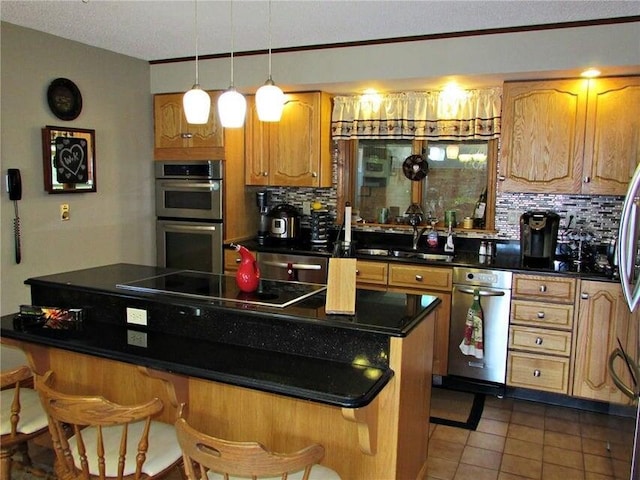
[429,387,485,430]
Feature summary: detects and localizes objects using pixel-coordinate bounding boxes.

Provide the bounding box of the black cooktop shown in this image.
[116,270,326,308]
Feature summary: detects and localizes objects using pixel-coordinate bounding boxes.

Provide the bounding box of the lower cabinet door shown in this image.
[507,351,569,394]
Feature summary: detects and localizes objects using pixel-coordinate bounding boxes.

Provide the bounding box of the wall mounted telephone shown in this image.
[6,169,22,263]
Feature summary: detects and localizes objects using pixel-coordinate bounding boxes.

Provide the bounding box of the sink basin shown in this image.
[355,248,453,262]
[413,253,454,262]
[355,248,390,257]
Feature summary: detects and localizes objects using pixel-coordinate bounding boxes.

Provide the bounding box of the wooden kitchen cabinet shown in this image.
[355,261,452,376]
[507,273,576,394]
[572,280,638,405]
[153,92,224,160]
[581,76,640,195]
[245,92,333,187]
[500,76,640,194]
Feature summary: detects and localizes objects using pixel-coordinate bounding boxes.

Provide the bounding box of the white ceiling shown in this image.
[2,0,640,62]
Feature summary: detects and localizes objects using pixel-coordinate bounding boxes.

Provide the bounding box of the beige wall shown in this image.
[0,23,154,315]
[150,22,640,94]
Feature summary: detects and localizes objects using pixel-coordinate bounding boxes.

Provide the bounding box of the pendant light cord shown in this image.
[230,0,235,86]
[267,0,273,81]
[194,0,200,85]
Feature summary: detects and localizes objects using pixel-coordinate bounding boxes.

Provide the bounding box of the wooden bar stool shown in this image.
[0,365,50,480]
[175,414,341,480]
[34,370,183,480]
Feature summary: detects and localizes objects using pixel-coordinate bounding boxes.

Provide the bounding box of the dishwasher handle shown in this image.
[456,286,506,297]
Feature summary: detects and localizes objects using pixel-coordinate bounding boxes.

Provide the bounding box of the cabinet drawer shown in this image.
[510,300,574,329]
[512,274,576,303]
[507,351,569,394]
[388,265,452,291]
[509,326,572,356]
[355,260,388,286]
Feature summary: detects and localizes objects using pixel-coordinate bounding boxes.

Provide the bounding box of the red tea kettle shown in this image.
[233,244,260,293]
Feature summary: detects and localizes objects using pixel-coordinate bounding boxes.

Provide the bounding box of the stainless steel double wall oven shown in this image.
[155,161,223,273]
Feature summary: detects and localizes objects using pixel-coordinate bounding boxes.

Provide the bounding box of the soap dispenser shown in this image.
[444,224,455,253]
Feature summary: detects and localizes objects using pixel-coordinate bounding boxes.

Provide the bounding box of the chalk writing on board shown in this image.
[54,136,87,184]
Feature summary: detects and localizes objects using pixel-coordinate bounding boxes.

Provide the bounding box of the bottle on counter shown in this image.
[486,241,494,257]
[479,241,487,256]
[473,188,487,228]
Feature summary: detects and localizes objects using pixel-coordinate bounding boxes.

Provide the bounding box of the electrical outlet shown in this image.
[60,204,70,221]
[565,210,578,226]
[302,201,311,216]
[127,329,148,348]
[126,307,147,326]
[507,211,520,224]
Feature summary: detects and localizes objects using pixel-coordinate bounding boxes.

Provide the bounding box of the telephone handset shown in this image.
[6,169,22,263]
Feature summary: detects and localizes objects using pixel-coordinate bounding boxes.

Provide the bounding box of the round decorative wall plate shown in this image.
[47,78,83,121]
[402,154,429,181]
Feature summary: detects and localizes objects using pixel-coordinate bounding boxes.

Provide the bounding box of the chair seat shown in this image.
[207,464,342,480]
[67,420,182,477]
[0,387,48,435]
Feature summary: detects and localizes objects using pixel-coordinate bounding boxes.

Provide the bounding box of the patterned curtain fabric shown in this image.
[331,88,502,140]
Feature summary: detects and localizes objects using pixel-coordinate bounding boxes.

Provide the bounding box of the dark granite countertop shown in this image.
[2,263,441,409]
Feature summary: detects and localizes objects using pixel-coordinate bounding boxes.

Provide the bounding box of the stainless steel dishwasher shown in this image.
[448,267,512,385]
[257,252,328,283]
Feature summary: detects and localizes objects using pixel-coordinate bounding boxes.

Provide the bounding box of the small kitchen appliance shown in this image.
[256,191,270,245]
[268,204,301,242]
[520,210,560,268]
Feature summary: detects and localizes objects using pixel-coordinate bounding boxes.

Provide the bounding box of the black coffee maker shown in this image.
[520,211,560,268]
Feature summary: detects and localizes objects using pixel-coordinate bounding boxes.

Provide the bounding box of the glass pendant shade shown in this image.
[218,88,247,128]
[183,85,211,124]
[256,80,285,122]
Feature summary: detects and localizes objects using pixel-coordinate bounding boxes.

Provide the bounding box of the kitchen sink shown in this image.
[355,248,453,262]
[355,248,390,257]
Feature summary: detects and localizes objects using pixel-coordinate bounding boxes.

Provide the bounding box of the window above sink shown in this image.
[341,138,496,231]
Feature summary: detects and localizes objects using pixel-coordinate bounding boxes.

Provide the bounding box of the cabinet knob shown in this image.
[533,370,541,377]
[415,275,424,282]
[535,337,543,345]
[537,311,545,319]
[311,172,318,178]
[180,133,193,139]
[235,258,241,264]
[539,285,547,293]
[262,172,268,177]
[581,292,589,300]
[583,176,591,183]
[355,269,360,275]
[498,175,506,181]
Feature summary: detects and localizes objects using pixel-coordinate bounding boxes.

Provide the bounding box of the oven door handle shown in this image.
[261,261,322,271]
[158,181,221,190]
[162,224,220,232]
[456,286,505,297]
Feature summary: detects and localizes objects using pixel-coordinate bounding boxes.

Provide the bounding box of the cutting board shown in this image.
[325,258,357,314]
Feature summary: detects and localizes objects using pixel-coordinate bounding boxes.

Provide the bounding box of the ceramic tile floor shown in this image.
[426,395,636,480]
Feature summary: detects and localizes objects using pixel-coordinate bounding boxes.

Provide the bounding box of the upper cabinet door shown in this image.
[582,76,640,195]
[499,79,587,193]
[245,92,332,187]
[153,92,224,160]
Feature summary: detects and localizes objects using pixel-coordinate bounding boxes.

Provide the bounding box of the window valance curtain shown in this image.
[331,88,501,140]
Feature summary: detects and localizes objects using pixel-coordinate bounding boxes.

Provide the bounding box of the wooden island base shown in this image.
[5,311,434,480]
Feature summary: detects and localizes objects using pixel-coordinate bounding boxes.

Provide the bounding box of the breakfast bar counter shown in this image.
[1,263,441,479]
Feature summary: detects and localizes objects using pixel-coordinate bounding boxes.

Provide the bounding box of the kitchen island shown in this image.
[1,263,441,479]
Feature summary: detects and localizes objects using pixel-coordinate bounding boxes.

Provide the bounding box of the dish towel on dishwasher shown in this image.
[459,289,484,359]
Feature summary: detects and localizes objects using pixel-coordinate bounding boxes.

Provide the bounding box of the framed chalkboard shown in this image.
[42,126,96,193]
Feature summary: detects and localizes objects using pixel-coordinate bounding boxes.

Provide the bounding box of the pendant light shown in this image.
[217,0,246,128]
[255,0,285,122]
[183,0,211,124]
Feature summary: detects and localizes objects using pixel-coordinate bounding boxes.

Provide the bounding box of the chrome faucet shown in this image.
[412,226,429,250]
[405,203,427,250]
